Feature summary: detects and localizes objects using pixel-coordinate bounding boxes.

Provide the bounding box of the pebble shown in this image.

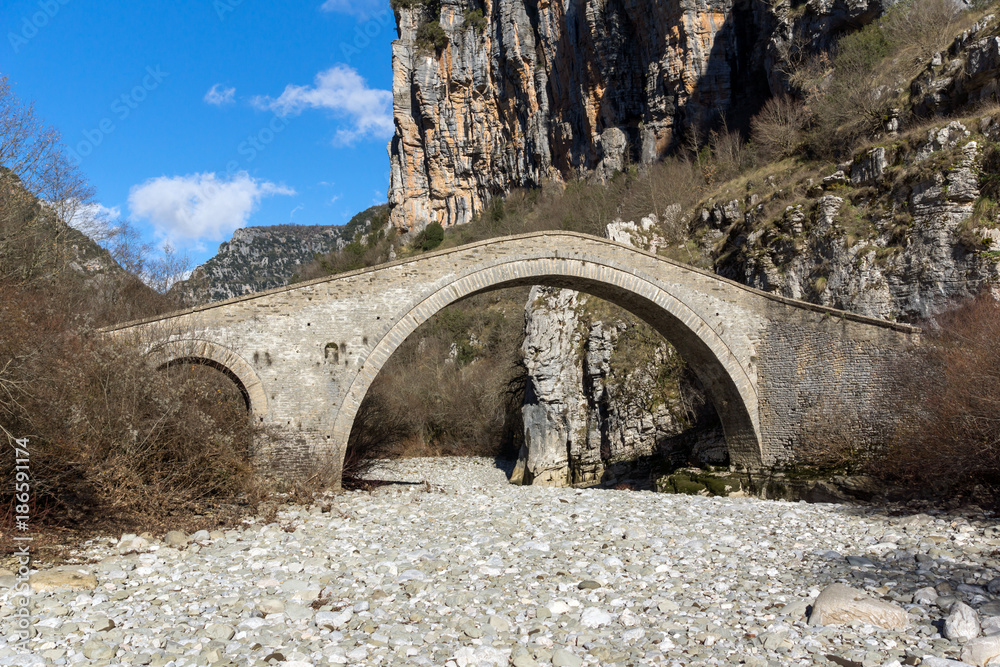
[162,530,189,547]
[2,457,1000,666]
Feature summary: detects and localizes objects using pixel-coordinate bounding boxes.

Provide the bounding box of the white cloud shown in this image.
[128,172,295,246]
[204,83,236,106]
[254,65,393,145]
[319,0,386,20]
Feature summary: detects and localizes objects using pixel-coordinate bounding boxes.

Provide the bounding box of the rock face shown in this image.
[513,286,591,487]
[712,121,1000,321]
[171,225,354,305]
[170,205,390,305]
[512,220,707,487]
[388,0,890,231]
[912,15,1000,118]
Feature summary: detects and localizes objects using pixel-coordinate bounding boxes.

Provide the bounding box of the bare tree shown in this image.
[0,75,94,220]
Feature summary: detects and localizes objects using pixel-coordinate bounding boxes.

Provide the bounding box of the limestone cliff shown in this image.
[388,0,889,231]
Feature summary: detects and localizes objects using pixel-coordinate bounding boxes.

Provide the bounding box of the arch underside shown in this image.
[147,340,269,418]
[335,258,763,471]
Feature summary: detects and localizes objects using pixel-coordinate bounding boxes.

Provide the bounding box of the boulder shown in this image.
[163,530,189,547]
[945,602,981,642]
[808,583,910,630]
[30,568,98,593]
[963,636,1000,666]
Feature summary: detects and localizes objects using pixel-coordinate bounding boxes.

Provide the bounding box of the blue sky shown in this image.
[1,0,396,267]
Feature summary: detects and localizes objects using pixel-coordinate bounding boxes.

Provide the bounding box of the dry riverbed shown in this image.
[2,457,1000,666]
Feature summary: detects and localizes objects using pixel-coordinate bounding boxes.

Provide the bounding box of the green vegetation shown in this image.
[416,21,448,52]
[656,469,742,496]
[463,8,486,33]
[418,221,445,250]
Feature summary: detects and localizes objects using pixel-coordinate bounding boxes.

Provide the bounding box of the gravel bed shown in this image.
[3,456,1000,666]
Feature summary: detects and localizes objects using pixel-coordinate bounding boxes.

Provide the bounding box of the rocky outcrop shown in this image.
[712,120,1000,322]
[170,205,389,305]
[388,0,892,231]
[912,14,1000,117]
[512,220,711,488]
[171,225,352,305]
[512,287,592,486]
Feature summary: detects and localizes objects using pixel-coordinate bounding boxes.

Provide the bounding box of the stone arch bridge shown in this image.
[104,232,919,485]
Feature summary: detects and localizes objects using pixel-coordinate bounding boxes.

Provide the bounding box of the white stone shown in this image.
[945,602,981,642]
[808,584,910,630]
[963,636,1000,666]
[579,607,613,628]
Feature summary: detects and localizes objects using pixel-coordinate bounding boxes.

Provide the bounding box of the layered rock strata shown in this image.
[388,0,890,231]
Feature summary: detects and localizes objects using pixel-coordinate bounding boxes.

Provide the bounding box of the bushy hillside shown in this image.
[0,80,268,533]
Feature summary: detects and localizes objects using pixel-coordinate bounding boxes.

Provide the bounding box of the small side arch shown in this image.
[147,340,269,418]
[332,256,764,471]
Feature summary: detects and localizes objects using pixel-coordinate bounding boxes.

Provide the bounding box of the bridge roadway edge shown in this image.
[100,231,921,336]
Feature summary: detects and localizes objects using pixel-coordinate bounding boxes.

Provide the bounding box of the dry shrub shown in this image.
[795,412,881,474]
[342,390,411,485]
[882,293,1000,496]
[0,79,264,529]
[0,284,264,527]
[344,290,528,467]
[801,22,895,158]
[798,0,977,158]
[881,0,967,65]
[448,156,702,246]
[709,124,756,181]
[751,96,808,161]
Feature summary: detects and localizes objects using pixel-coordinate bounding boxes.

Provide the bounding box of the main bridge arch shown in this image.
[333,256,764,469]
[104,231,919,483]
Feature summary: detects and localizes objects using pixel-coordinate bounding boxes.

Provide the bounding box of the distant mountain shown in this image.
[169,204,390,306]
